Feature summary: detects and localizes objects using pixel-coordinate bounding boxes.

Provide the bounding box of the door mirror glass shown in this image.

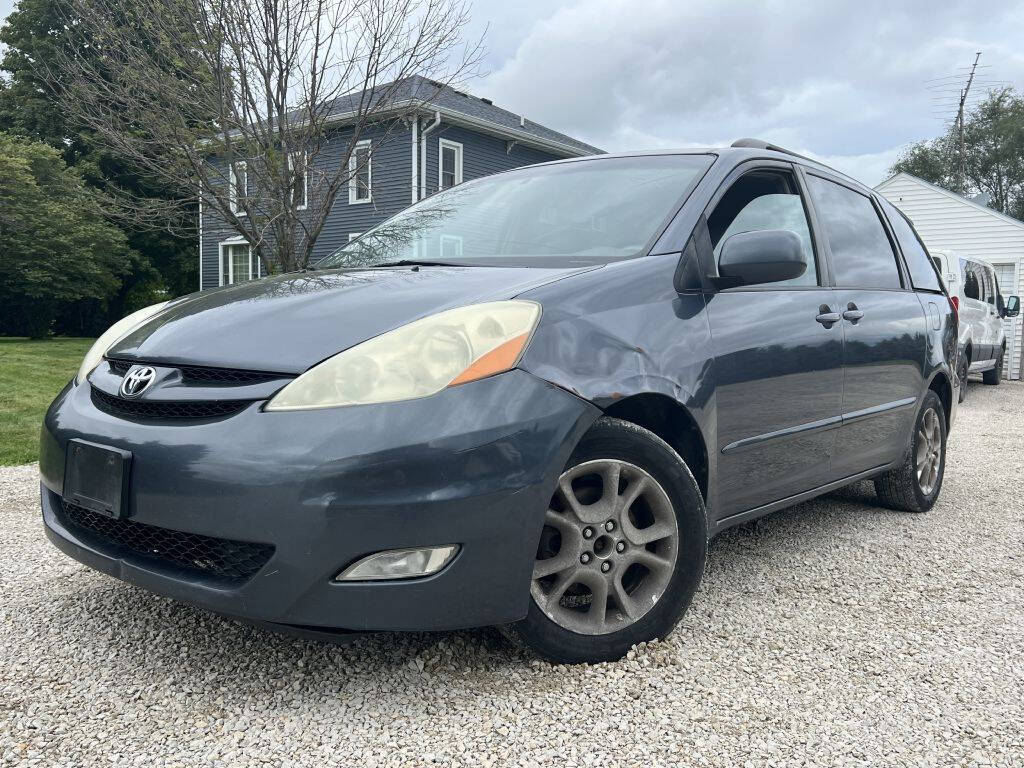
[1005,295,1020,317]
[718,229,807,286]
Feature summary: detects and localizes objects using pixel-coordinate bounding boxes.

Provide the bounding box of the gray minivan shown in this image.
[41,140,958,663]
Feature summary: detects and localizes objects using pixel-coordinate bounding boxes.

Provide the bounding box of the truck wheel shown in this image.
[504,417,707,664]
[873,391,946,513]
[983,347,1004,385]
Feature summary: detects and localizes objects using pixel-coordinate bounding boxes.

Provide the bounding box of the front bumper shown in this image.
[40,369,598,632]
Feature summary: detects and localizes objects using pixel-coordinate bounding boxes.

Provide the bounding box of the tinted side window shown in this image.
[961,260,981,300]
[882,202,943,292]
[807,175,902,289]
[981,266,996,306]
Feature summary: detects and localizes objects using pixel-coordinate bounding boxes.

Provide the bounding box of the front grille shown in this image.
[91,388,251,421]
[107,359,132,375]
[107,359,285,386]
[180,365,283,385]
[59,500,274,584]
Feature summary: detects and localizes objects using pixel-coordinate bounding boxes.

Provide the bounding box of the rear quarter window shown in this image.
[881,201,944,292]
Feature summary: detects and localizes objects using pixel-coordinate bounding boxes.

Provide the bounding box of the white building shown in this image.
[876,172,1024,380]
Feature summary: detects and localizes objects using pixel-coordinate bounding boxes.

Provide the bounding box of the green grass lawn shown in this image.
[0,337,94,465]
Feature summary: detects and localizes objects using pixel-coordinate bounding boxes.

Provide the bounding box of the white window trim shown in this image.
[289,152,308,211]
[438,138,463,191]
[440,234,464,258]
[348,232,362,242]
[229,161,247,216]
[348,140,372,204]
[218,239,260,286]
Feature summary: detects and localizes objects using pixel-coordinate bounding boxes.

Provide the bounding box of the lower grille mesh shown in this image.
[59,500,274,584]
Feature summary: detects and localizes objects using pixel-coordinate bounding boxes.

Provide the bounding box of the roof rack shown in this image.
[730,138,815,163]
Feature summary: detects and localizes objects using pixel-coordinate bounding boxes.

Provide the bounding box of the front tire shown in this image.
[873,391,946,513]
[983,347,1004,385]
[506,417,707,664]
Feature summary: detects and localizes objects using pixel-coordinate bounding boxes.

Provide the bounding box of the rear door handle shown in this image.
[843,302,864,323]
[816,305,841,327]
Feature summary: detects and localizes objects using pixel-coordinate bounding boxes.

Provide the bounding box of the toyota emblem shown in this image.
[120,365,157,398]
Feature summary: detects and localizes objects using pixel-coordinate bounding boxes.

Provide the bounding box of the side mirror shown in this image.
[718,229,807,287]
[1005,295,1020,318]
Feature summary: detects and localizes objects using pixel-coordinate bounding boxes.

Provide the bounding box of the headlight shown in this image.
[75,301,171,385]
[266,300,541,410]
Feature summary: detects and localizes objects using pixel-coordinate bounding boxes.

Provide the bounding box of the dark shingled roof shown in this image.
[323,75,603,157]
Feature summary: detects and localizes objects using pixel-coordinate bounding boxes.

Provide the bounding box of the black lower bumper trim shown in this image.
[58,499,274,585]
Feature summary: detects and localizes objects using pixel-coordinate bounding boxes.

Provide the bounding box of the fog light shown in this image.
[335,545,460,581]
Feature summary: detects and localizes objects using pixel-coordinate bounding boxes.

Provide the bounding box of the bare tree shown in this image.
[47,0,481,273]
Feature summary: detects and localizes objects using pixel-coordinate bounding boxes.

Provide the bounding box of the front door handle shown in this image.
[843,302,864,323]
[816,305,841,328]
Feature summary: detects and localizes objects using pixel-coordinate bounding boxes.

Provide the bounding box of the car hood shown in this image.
[106,265,594,373]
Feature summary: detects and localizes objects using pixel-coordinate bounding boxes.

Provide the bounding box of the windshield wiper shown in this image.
[297,259,456,273]
[369,259,466,268]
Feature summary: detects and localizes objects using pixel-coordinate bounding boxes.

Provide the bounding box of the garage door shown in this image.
[993,263,1021,380]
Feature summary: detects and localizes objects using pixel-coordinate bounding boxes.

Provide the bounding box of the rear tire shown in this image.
[873,391,946,513]
[983,347,1004,385]
[505,417,707,664]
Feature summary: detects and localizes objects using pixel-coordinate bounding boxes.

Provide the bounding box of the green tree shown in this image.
[0,0,197,316]
[890,88,1024,221]
[0,133,132,337]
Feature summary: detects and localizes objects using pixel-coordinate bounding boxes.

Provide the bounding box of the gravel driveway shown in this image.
[3,384,1023,767]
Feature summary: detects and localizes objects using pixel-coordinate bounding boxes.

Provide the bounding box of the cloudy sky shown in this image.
[2,0,1022,185]
[463,0,1024,185]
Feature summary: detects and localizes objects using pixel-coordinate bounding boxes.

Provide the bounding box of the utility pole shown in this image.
[955,52,982,193]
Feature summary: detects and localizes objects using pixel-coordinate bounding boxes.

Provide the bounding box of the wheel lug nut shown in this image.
[580,553,592,564]
[605,520,615,532]
[616,541,626,553]
[601,561,612,573]
[582,527,594,539]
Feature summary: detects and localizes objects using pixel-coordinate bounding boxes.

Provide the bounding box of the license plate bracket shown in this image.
[64,439,132,519]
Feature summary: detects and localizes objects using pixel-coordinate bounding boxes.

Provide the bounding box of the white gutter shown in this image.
[411,117,419,203]
[198,184,203,290]
[316,101,595,157]
[199,101,599,158]
[420,110,441,199]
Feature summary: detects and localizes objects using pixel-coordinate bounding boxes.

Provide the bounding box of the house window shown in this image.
[289,153,307,210]
[439,139,463,190]
[219,241,261,286]
[349,140,372,204]
[229,161,247,215]
[440,234,463,259]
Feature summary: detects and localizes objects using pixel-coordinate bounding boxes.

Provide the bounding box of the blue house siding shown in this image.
[421,122,560,198]
[309,123,413,262]
[200,115,588,288]
[201,123,413,285]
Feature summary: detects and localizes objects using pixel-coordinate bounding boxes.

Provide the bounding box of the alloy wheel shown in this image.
[531,459,679,635]
[916,408,942,495]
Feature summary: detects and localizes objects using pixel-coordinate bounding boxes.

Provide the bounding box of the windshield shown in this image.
[317,154,714,269]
